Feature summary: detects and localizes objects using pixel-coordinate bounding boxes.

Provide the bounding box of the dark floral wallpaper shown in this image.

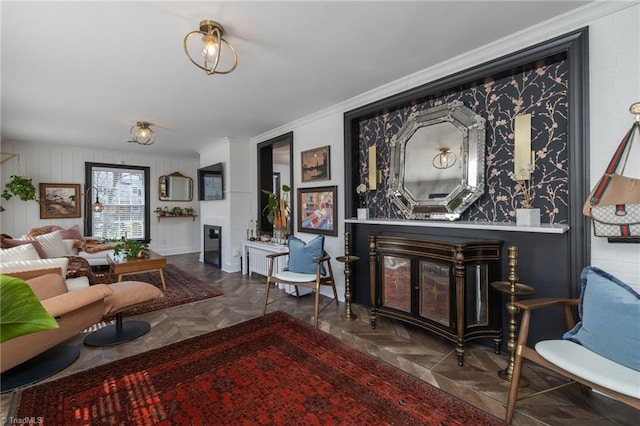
[358,57,569,224]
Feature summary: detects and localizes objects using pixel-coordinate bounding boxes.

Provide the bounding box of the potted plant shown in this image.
[154,207,165,217]
[184,207,195,216]
[262,185,290,244]
[1,175,38,202]
[171,206,183,216]
[113,238,149,259]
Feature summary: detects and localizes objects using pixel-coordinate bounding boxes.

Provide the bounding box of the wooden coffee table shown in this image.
[107,250,167,291]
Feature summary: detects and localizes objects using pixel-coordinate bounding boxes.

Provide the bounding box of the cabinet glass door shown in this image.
[465,264,489,326]
[381,255,411,313]
[419,260,450,326]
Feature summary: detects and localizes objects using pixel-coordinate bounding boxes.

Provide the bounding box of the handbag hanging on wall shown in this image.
[583,103,640,242]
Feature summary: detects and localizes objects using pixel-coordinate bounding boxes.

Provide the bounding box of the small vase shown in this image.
[357,208,369,220]
[516,208,541,227]
[273,227,287,245]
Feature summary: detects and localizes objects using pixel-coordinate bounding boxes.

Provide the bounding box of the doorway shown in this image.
[257,132,293,235]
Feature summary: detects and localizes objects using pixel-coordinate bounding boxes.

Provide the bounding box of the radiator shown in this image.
[247,246,286,277]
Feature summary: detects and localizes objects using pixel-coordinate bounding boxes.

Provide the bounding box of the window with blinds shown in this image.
[85,162,150,241]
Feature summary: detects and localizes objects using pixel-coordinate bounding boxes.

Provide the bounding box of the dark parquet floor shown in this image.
[2,253,638,425]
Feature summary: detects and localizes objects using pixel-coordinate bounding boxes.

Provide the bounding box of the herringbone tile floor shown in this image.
[2,253,638,425]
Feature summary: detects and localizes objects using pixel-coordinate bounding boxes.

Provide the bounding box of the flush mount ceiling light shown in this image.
[129,121,156,146]
[184,20,238,75]
[432,148,457,170]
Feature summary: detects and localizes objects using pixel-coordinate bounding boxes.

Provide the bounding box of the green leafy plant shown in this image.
[112,238,149,259]
[171,206,183,216]
[262,185,290,227]
[1,175,38,202]
[0,276,59,343]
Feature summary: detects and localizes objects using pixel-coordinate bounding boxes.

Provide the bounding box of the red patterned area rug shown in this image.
[96,264,224,319]
[16,312,502,425]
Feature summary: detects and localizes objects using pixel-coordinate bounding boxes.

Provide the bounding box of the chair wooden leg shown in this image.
[314,283,320,328]
[262,279,271,316]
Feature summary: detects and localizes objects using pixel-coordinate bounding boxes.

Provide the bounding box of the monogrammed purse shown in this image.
[583,110,640,238]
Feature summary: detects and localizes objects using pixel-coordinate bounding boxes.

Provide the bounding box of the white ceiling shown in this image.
[1,1,593,157]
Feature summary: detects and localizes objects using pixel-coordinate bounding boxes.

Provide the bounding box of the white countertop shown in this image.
[345,218,569,234]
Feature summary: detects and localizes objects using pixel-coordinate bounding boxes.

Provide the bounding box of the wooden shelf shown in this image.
[156,214,198,222]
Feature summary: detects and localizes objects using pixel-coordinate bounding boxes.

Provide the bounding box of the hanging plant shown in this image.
[1,175,38,202]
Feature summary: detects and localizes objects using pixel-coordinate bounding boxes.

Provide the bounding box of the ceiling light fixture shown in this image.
[129,121,156,146]
[432,149,457,170]
[184,20,238,75]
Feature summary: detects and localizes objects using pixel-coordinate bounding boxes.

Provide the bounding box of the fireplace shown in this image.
[203,225,221,268]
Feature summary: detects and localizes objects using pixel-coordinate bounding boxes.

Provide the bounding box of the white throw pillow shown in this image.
[34,230,72,258]
[0,243,42,262]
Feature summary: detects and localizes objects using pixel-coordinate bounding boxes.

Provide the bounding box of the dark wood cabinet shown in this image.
[369,235,503,365]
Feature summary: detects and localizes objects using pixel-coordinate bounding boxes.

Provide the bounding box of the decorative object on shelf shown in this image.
[2,175,38,203]
[491,245,535,385]
[262,185,290,244]
[84,186,104,213]
[336,232,359,321]
[355,183,369,220]
[301,145,331,182]
[128,121,156,146]
[113,238,149,260]
[39,183,81,219]
[154,206,197,222]
[583,102,640,242]
[297,186,338,236]
[516,208,540,227]
[183,19,238,76]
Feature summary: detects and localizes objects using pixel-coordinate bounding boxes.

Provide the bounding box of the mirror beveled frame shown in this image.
[389,101,486,220]
[159,171,193,201]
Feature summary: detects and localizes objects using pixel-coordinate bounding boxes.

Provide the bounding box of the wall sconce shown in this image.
[513,113,532,180]
[432,148,457,170]
[368,146,381,190]
[184,19,238,75]
[85,186,104,213]
[129,122,156,146]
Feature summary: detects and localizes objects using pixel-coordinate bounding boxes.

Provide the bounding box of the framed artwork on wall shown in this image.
[301,145,331,182]
[297,185,337,236]
[39,183,81,219]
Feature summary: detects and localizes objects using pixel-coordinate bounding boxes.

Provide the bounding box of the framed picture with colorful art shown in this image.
[297,185,337,236]
[301,145,331,182]
[39,183,81,219]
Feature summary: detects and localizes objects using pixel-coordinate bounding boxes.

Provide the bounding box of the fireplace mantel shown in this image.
[345,218,569,234]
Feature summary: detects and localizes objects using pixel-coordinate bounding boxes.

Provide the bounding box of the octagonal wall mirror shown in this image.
[159,172,193,201]
[389,100,486,220]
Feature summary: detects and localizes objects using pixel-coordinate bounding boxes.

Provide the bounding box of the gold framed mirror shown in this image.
[159,172,193,201]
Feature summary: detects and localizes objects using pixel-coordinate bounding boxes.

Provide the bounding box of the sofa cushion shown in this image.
[0,243,42,262]
[287,235,325,275]
[34,230,73,258]
[0,236,47,259]
[563,266,640,371]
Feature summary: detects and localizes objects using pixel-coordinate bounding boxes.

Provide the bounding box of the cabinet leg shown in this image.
[456,344,464,366]
[369,309,377,329]
[493,337,502,355]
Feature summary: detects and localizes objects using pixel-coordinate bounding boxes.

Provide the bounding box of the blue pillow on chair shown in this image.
[563,266,640,371]
[287,235,326,275]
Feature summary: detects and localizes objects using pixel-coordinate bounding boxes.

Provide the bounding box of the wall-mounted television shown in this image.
[198,163,224,201]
